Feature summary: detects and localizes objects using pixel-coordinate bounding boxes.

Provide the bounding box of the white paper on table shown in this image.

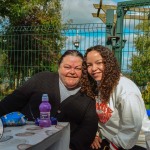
[145,132,150,150]
[0,119,4,139]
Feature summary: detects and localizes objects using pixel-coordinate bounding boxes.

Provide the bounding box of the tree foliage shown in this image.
[129,20,150,87]
[0,0,64,89]
[0,0,62,27]
[142,82,150,104]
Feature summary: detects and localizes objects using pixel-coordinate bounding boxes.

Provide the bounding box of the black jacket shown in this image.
[0,71,98,150]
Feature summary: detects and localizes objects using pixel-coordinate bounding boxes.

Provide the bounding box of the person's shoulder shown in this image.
[34,71,58,78]
[79,92,95,103]
[117,75,140,94]
[119,76,136,86]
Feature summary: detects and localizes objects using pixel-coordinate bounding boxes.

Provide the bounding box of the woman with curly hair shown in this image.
[80,45,150,150]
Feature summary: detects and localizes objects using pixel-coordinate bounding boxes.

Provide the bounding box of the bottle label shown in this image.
[40,112,50,120]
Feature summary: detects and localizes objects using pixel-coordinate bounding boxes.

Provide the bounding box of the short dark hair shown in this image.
[58,50,83,66]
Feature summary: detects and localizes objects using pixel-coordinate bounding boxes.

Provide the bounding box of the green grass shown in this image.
[146,104,150,110]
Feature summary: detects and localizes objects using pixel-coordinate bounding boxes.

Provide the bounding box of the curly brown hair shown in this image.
[80,45,121,102]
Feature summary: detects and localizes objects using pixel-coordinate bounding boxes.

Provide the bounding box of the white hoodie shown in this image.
[96,76,150,149]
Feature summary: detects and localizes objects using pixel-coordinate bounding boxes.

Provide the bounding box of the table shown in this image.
[0,122,70,150]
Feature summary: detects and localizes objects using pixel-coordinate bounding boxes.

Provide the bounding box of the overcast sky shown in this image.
[61,0,127,24]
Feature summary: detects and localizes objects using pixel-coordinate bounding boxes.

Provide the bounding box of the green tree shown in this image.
[129,20,150,87]
[0,0,64,89]
[142,82,150,105]
[0,0,62,27]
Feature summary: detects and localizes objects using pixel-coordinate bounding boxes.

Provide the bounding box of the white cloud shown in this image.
[61,0,117,24]
[61,0,132,24]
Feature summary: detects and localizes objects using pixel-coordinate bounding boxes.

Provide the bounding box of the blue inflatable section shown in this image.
[146,110,150,117]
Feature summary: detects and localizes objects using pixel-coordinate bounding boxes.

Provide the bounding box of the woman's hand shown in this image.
[91,135,102,149]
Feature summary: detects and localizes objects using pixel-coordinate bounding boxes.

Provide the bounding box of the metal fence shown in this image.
[96,0,150,106]
[61,23,106,53]
[0,22,149,104]
[116,1,150,107]
[0,23,105,98]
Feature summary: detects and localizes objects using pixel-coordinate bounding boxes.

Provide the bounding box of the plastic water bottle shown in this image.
[39,94,51,127]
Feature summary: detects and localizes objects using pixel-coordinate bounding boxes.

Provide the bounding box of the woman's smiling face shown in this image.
[86,50,105,82]
[58,55,83,89]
